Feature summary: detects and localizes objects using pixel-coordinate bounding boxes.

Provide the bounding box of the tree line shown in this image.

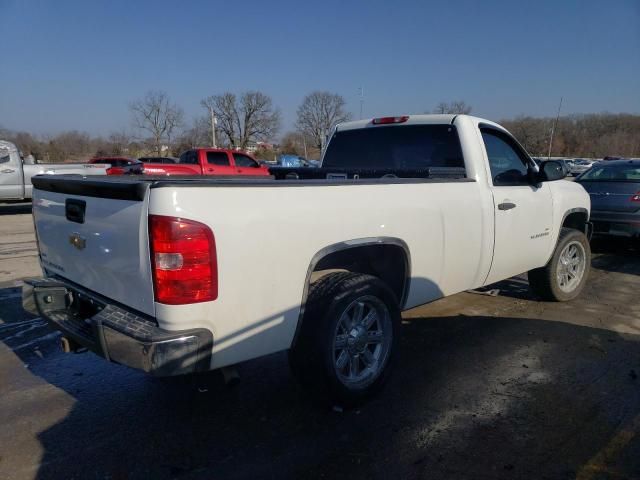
[0,90,351,163]
[1,93,638,162]
[501,114,640,158]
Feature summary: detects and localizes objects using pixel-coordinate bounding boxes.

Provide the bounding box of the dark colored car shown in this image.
[576,159,640,237]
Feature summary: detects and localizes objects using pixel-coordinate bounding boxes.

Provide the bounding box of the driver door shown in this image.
[481,127,554,285]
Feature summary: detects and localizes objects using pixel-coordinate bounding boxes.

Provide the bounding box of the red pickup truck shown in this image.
[137,148,270,176]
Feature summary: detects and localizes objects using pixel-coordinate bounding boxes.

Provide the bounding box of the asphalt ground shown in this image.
[0,203,638,480]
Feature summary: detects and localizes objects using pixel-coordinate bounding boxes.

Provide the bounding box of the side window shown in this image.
[233,153,259,168]
[481,129,530,186]
[207,152,230,166]
[0,149,10,164]
[179,151,199,165]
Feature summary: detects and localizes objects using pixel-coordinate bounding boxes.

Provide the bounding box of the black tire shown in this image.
[289,272,400,407]
[528,227,591,301]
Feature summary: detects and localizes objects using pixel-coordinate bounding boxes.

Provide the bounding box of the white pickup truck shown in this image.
[23,115,591,405]
[0,140,108,201]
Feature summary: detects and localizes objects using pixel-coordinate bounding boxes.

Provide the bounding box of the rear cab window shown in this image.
[0,148,10,164]
[322,124,466,175]
[206,152,230,166]
[179,151,199,165]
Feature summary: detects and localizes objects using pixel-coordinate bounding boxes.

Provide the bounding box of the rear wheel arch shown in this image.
[288,271,401,406]
[291,238,411,349]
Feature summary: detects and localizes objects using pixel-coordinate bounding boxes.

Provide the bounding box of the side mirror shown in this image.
[539,160,567,182]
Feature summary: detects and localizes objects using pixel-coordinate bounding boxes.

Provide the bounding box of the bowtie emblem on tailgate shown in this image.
[69,233,86,250]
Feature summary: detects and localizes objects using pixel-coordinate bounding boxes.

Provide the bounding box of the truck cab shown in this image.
[0,140,108,200]
[139,148,270,176]
[0,140,27,199]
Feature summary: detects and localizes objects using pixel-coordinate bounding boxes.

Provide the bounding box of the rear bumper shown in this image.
[22,277,213,376]
[590,210,640,237]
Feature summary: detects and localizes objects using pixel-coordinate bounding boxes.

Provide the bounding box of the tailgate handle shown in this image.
[65,198,86,224]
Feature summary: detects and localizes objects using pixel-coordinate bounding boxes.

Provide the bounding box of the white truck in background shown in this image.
[23,114,591,405]
[0,140,108,201]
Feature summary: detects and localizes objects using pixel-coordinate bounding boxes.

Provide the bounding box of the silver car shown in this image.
[569,159,593,176]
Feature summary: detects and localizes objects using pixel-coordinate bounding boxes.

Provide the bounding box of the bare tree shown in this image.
[296,91,352,150]
[200,91,280,150]
[45,131,94,162]
[280,131,319,158]
[501,113,640,157]
[106,130,132,156]
[432,100,472,115]
[174,116,212,153]
[129,91,184,155]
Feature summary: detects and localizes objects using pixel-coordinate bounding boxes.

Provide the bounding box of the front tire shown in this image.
[528,228,591,301]
[289,272,400,407]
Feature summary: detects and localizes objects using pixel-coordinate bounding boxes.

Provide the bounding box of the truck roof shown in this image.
[335,114,504,132]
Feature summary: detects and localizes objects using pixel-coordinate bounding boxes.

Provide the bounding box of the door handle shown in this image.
[1,169,15,174]
[498,202,517,211]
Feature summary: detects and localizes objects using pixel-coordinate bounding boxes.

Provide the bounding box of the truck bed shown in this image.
[32,168,472,200]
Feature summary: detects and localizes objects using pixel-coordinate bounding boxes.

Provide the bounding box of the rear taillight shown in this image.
[149,215,218,305]
[372,116,409,125]
[631,192,640,202]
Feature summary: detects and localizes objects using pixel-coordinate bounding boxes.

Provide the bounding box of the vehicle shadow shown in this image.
[0,201,32,215]
[1,283,639,479]
[475,237,640,302]
[591,236,640,276]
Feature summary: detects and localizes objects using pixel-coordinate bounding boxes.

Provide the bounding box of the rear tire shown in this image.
[528,228,591,301]
[289,272,400,407]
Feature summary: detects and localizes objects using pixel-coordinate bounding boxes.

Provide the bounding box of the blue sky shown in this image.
[1,0,638,137]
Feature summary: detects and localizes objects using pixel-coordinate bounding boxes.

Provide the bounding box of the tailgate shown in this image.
[31,176,155,316]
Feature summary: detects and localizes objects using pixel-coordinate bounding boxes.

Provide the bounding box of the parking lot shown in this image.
[0,203,639,480]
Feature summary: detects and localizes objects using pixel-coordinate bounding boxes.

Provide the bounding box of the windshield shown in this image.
[579,164,640,182]
[322,124,464,170]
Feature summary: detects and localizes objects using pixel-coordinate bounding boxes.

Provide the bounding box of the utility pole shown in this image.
[209,107,217,148]
[358,87,364,120]
[547,96,563,160]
